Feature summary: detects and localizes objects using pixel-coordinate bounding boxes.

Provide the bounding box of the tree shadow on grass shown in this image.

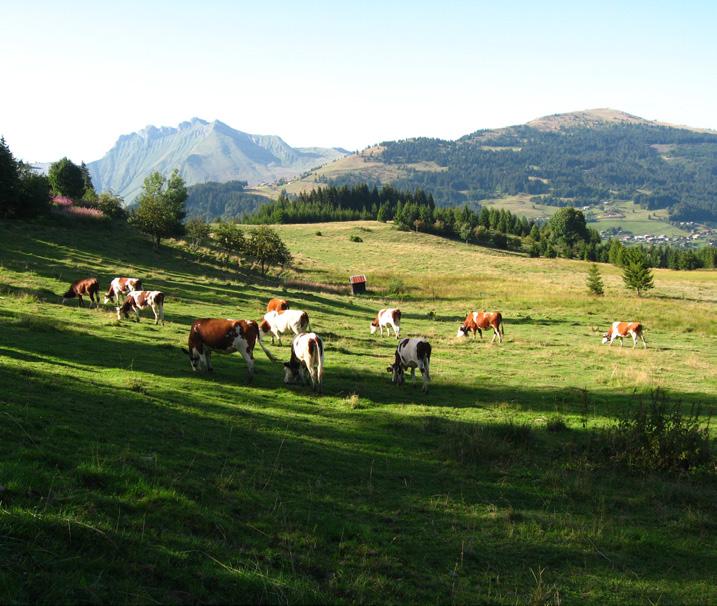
[1,361,715,604]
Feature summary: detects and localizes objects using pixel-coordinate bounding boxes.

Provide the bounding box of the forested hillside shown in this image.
[185,180,269,220]
[302,110,717,220]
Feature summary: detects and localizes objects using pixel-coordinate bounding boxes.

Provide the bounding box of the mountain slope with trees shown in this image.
[284,109,717,220]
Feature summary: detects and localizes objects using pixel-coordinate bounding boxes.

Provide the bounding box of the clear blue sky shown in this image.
[1,0,715,162]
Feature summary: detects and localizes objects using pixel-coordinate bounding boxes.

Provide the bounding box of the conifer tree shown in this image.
[622,250,654,297]
[586,263,604,296]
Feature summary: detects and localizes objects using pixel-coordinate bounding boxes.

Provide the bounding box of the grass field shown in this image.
[1,219,716,604]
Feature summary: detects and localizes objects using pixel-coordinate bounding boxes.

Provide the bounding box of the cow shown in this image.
[259,309,311,346]
[370,308,401,338]
[387,337,432,393]
[62,278,100,307]
[456,311,504,343]
[104,277,142,304]
[602,322,647,349]
[182,318,276,379]
[283,332,324,393]
[266,298,289,313]
[116,290,165,325]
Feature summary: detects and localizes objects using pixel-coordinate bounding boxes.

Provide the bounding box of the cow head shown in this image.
[116,299,132,320]
[61,288,76,300]
[283,359,302,384]
[103,293,115,304]
[182,347,200,371]
[131,279,142,291]
[259,319,272,336]
[601,332,610,345]
[386,361,405,386]
[370,319,379,334]
[456,324,469,337]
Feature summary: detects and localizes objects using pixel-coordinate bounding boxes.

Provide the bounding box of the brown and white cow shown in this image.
[260,309,311,346]
[283,332,324,393]
[387,337,432,393]
[182,318,276,379]
[62,278,100,307]
[266,298,289,313]
[116,290,165,325]
[104,277,142,304]
[370,308,401,338]
[456,311,504,343]
[602,322,647,349]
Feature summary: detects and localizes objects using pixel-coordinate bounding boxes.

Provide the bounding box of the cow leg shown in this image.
[151,304,159,325]
[240,347,255,381]
[158,304,164,325]
[420,361,430,392]
[640,333,647,349]
[491,328,498,344]
[630,331,637,348]
[134,307,141,322]
[77,295,83,307]
[410,367,416,382]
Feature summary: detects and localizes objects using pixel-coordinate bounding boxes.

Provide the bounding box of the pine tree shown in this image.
[586,263,604,296]
[622,251,655,297]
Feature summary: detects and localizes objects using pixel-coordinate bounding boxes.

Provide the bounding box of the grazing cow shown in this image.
[283,332,324,393]
[259,309,311,345]
[456,311,504,343]
[104,277,142,304]
[387,337,432,393]
[182,318,276,379]
[266,298,289,313]
[602,322,647,349]
[62,278,100,307]
[370,308,401,338]
[116,290,165,325]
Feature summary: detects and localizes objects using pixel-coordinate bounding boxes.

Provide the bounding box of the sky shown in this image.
[1,0,715,163]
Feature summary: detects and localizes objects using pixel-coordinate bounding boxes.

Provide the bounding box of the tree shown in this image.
[185,217,211,250]
[212,221,245,254]
[244,226,292,275]
[622,250,654,297]
[547,207,589,249]
[457,222,472,244]
[0,137,19,216]
[48,157,85,199]
[130,170,187,249]
[80,162,97,202]
[95,191,126,220]
[586,263,604,296]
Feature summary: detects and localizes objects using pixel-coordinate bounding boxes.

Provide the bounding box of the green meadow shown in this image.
[0,219,715,604]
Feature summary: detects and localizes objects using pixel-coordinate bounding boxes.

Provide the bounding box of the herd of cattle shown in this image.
[60,276,648,394]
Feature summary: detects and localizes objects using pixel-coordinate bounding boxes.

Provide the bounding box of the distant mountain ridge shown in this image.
[275,108,717,220]
[88,118,349,202]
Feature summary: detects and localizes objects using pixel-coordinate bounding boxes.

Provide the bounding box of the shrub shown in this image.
[386,277,407,296]
[349,235,363,242]
[591,390,712,473]
[315,230,322,236]
[546,417,569,432]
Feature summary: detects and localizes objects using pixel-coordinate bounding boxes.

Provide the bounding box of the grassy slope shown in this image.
[0,219,716,604]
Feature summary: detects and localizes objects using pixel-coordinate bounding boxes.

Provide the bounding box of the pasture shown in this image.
[0,219,716,604]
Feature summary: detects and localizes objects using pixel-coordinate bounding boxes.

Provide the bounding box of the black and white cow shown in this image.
[283,332,324,393]
[387,337,432,393]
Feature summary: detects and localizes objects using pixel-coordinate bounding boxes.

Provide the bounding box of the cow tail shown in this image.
[256,329,278,362]
[316,338,324,387]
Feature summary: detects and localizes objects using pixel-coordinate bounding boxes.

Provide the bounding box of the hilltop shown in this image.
[87,118,349,202]
[256,109,717,227]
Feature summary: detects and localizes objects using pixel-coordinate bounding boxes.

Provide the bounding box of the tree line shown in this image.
[244,184,717,271]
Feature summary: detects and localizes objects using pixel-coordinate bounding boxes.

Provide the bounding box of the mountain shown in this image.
[88,118,349,202]
[268,109,717,221]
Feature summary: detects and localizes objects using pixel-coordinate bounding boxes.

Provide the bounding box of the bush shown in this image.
[386,277,407,296]
[591,390,712,473]
[349,235,363,242]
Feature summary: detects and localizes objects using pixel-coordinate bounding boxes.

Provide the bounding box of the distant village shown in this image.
[582,203,717,248]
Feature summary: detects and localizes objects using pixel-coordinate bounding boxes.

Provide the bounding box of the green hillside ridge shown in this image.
[1,218,716,604]
[256,109,717,229]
